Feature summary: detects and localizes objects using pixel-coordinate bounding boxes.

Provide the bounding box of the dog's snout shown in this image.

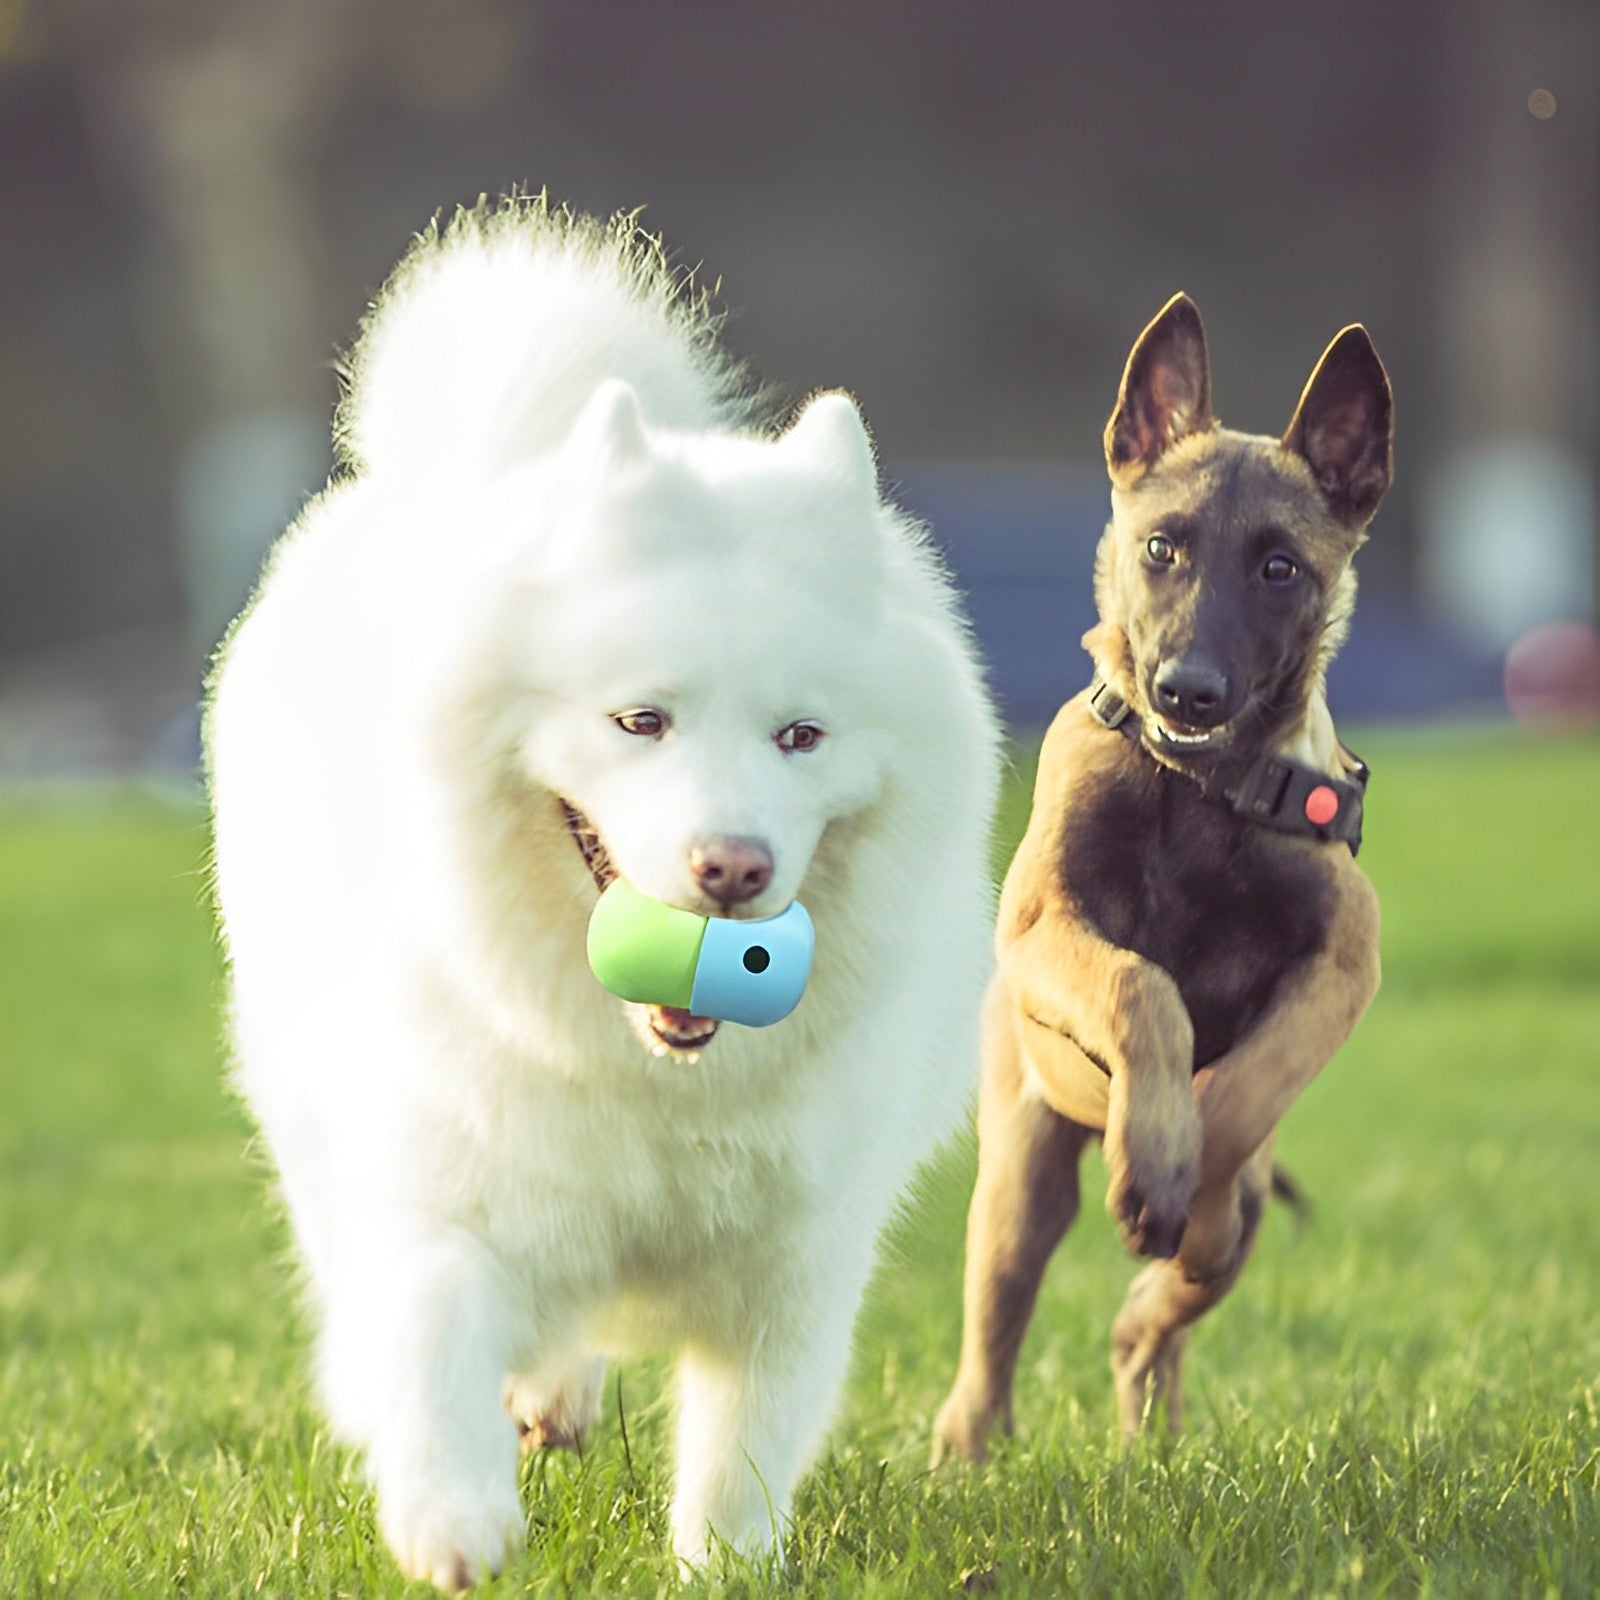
[1153,660,1230,727]
[689,836,774,906]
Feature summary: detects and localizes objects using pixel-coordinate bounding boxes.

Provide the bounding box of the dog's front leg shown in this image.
[1189,859,1381,1243]
[669,1248,868,1570]
[931,974,1096,1466]
[332,1229,527,1590]
[1001,921,1200,1258]
[1107,861,1379,1436]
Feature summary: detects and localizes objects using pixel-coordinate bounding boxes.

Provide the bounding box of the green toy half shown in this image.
[584,877,708,1008]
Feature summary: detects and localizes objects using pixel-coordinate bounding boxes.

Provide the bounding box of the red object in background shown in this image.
[1504,622,1600,725]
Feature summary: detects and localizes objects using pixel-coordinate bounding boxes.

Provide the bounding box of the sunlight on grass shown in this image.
[2,731,1597,1595]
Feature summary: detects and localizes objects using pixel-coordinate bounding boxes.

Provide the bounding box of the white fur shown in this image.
[207,199,999,1587]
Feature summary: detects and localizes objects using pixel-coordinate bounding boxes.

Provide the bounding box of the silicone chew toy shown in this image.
[585,878,814,1028]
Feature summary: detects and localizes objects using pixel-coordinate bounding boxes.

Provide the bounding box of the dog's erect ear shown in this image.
[1104,292,1214,486]
[783,391,877,492]
[567,378,649,466]
[1282,326,1393,527]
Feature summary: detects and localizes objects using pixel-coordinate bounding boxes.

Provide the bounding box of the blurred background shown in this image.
[1,0,1596,776]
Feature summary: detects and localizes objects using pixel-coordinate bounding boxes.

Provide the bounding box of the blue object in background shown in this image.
[142,462,1512,783]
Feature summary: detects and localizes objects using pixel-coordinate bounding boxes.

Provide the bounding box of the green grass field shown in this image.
[2,729,1597,1597]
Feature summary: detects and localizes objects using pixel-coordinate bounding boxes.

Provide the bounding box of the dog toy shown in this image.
[586,879,814,1027]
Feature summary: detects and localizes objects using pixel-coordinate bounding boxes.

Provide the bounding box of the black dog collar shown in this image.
[1087,678,1367,855]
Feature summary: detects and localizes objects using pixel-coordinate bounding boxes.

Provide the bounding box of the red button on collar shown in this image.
[1304,784,1340,826]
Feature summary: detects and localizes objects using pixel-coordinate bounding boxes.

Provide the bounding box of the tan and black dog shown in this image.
[932,293,1391,1458]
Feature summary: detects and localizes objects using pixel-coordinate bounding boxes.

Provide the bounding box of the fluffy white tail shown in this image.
[336,195,753,479]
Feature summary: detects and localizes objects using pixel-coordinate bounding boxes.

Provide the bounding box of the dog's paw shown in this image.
[1110,1168,1195,1259]
[379,1481,525,1591]
[504,1360,606,1455]
[1106,1118,1200,1258]
[1106,1081,1201,1258]
[929,1392,998,1467]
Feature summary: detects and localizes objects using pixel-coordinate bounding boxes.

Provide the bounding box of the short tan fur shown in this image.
[933,294,1391,1455]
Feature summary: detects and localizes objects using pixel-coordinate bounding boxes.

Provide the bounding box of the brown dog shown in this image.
[931,293,1391,1458]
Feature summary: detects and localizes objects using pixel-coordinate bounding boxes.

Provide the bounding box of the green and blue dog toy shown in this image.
[586,878,814,1028]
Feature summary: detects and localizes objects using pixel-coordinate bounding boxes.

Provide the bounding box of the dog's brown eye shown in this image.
[612,707,669,738]
[1262,555,1299,585]
[776,720,825,754]
[1145,534,1176,565]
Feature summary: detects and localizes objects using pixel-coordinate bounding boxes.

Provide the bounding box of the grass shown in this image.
[2,728,1597,1597]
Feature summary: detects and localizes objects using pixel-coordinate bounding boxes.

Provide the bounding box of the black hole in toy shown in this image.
[743,945,771,974]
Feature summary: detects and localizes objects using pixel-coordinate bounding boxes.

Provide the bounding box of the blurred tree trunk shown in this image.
[1421,0,1598,670]
[55,0,350,661]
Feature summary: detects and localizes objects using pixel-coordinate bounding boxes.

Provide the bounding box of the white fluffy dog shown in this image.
[207,199,998,1588]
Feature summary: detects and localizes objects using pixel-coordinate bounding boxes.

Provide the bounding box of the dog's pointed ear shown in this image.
[1282,326,1393,527]
[568,378,649,465]
[1104,293,1214,486]
[783,391,877,491]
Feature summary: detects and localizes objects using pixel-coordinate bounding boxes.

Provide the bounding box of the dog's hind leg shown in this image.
[932,981,1094,1465]
[503,1351,607,1454]
[1110,1141,1272,1436]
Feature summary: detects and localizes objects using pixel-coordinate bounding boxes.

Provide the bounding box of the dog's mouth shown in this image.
[1149,714,1230,751]
[559,798,723,1058]
[639,1004,720,1062]
[559,798,618,892]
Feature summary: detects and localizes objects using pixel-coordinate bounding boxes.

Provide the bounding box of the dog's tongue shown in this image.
[648,1005,719,1044]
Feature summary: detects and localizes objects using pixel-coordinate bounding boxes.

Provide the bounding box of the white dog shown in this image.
[207,198,999,1588]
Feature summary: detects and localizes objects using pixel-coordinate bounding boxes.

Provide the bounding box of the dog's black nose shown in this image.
[689,837,774,906]
[1153,660,1230,727]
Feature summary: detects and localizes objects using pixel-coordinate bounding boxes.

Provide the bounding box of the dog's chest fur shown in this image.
[1061,750,1331,1067]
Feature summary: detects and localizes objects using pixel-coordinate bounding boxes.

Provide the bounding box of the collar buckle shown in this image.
[1233,757,1295,821]
[1085,677,1369,856]
[1088,677,1134,732]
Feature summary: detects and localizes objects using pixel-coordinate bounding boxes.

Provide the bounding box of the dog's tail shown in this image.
[1270,1163,1313,1233]
[336,192,755,480]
